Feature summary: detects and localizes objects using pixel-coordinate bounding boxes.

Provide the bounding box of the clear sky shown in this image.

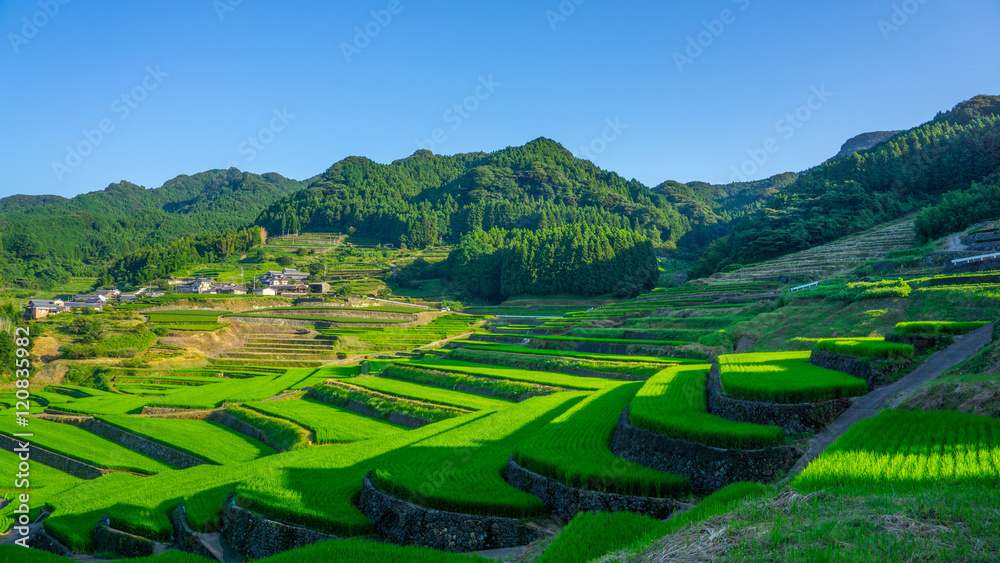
[2,0,998,198]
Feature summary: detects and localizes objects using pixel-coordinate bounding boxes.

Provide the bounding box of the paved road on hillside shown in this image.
[784,323,994,482]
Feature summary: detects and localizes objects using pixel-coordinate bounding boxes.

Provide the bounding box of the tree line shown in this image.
[447,224,658,301]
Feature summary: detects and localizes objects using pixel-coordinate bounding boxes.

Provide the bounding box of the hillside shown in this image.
[0,169,307,288]
[693,95,1000,278]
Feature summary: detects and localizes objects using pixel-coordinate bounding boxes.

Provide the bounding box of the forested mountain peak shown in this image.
[0,193,68,214]
[256,138,695,249]
[934,95,1000,125]
[832,131,902,160]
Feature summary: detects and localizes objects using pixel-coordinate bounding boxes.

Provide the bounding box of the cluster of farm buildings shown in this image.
[25,268,330,320]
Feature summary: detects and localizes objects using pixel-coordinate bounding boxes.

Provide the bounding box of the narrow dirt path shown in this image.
[944,233,968,251]
[784,323,993,482]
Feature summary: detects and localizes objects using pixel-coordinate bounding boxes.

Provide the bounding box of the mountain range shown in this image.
[2,95,999,289]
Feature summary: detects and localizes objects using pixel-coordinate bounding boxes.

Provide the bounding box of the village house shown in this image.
[260,268,309,286]
[175,278,214,294]
[270,283,310,296]
[26,299,64,319]
[309,282,330,294]
[252,287,277,296]
[214,283,248,295]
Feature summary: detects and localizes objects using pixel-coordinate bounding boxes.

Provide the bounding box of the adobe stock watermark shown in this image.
[213,0,244,22]
[51,65,169,182]
[225,108,295,169]
[545,0,586,31]
[673,0,751,73]
[578,118,628,161]
[414,75,500,153]
[878,0,931,41]
[730,85,834,183]
[340,0,407,63]
[8,0,71,54]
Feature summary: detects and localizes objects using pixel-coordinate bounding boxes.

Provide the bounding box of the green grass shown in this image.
[513,383,690,498]
[246,399,405,444]
[144,310,223,323]
[0,448,83,524]
[894,320,989,335]
[534,511,662,563]
[98,416,275,464]
[0,417,172,474]
[794,409,1000,493]
[718,351,868,403]
[59,329,158,359]
[619,482,772,558]
[224,405,310,451]
[629,365,785,449]
[816,339,915,359]
[252,539,492,563]
[0,546,212,563]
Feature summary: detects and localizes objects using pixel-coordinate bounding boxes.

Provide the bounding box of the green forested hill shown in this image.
[0,169,307,288]
[255,138,696,250]
[0,194,68,214]
[654,173,798,256]
[692,95,1000,277]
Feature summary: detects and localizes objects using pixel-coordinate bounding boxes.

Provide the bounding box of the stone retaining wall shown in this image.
[171,505,220,560]
[92,518,156,558]
[0,434,107,480]
[29,530,72,556]
[926,274,1000,287]
[448,350,642,381]
[885,332,952,353]
[808,351,911,387]
[87,419,207,469]
[225,316,317,327]
[503,458,685,520]
[307,389,435,429]
[707,365,854,433]
[259,308,417,321]
[206,411,274,447]
[357,472,542,552]
[610,409,801,495]
[222,496,333,560]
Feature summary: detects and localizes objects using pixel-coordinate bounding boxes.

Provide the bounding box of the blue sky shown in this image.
[2,0,998,198]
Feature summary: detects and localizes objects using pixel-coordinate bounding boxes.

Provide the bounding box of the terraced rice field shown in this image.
[794,410,1000,493]
[98,416,275,464]
[0,417,172,474]
[707,218,918,283]
[347,376,511,411]
[316,313,481,352]
[718,351,868,403]
[513,383,689,497]
[406,359,614,390]
[629,365,785,449]
[7,277,986,563]
[246,399,404,444]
